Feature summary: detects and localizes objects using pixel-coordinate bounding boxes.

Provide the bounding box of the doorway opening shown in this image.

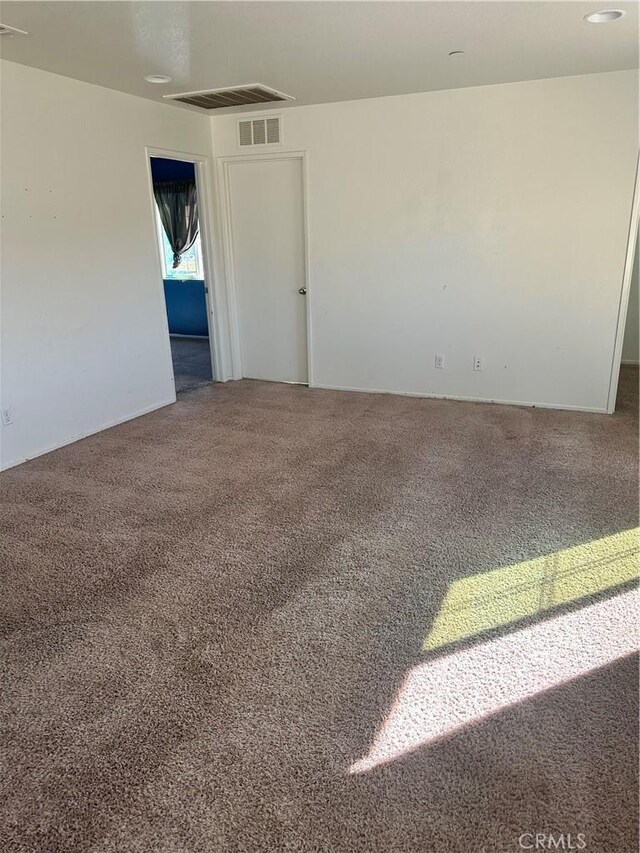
[150,156,214,394]
[616,225,639,411]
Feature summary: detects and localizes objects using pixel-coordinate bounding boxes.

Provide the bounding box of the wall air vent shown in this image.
[0,23,29,36]
[238,116,281,148]
[163,84,294,110]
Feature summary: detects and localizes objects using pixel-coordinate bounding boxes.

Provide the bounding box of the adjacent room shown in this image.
[1,3,638,852]
[150,156,214,394]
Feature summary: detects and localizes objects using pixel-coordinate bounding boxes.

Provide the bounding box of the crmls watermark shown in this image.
[518,832,587,850]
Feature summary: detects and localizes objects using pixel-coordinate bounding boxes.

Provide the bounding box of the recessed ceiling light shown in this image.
[584,9,625,23]
[448,50,466,57]
[145,74,172,84]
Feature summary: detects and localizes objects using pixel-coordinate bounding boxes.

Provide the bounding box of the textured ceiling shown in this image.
[0,1,638,113]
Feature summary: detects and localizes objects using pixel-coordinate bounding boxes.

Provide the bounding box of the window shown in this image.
[155,207,204,280]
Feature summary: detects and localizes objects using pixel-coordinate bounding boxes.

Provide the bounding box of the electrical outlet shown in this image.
[1,407,13,426]
[473,356,484,371]
[435,354,445,369]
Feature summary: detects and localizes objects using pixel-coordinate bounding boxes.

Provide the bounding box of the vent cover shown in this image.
[238,117,281,148]
[0,23,29,36]
[163,83,294,110]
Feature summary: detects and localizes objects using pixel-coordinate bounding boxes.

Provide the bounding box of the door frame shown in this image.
[145,145,232,384]
[216,150,312,384]
[606,150,640,413]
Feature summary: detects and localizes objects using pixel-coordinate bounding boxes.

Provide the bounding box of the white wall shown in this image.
[622,228,639,364]
[2,66,636,472]
[212,70,638,411]
[0,60,213,469]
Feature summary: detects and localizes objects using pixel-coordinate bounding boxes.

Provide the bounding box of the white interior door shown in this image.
[228,157,308,383]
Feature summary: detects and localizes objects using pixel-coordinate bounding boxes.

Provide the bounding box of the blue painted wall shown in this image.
[163,280,209,337]
[152,157,209,338]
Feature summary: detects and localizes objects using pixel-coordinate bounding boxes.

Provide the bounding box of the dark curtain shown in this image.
[153,180,199,268]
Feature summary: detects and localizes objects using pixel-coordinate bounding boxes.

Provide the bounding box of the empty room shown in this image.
[1,2,638,852]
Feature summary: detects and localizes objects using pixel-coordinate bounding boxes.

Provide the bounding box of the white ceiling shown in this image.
[0,1,638,113]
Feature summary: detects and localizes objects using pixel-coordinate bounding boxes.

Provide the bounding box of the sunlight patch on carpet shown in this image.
[349,581,638,774]
[424,528,639,652]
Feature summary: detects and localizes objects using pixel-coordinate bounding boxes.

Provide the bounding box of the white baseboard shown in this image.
[621,359,639,365]
[1,378,612,473]
[0,397,176,472]
[310,383,608,414]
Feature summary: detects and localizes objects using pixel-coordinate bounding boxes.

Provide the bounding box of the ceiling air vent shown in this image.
[0,23,29,36]
[163,83,294,110]
[238,116,281,148]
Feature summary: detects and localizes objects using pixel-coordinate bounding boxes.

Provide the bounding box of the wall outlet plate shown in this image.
[435,354,445,369]
[473,356,484,371]
[1,407,13,426]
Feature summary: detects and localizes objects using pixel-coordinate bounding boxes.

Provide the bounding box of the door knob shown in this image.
[298,287,307,295]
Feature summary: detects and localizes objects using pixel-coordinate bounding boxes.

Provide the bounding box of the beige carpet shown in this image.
[1,367,638,853]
